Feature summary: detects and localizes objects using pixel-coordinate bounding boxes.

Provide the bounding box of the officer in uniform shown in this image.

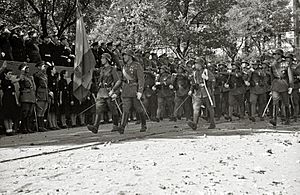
[286,53,299,122]
[87,53,121,133]
[155,65,176,121]
[187,58,216,130]
[143,67,157,121]
[33,61,50,132]
[19,63,36,133]
[226,62,246,121]
[269,49,293,126]
[115,49,146,134]
[247,59,267,122]
[172,65,192,121]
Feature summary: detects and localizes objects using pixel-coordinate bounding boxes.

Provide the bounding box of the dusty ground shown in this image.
[0,118,299,194]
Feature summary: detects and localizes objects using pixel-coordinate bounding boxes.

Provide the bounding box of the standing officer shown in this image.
[19,63,36,133]
[33,61,51,132]
[155,65,176,121]
[269,49,293,126]
[187,58,216,130]
[87,53,121,133]
[115,49,146,134]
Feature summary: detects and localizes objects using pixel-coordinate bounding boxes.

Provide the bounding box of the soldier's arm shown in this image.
[287,66,294,88]
[111,68,121,92]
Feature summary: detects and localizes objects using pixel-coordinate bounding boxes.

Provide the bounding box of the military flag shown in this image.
[73,5,96,101]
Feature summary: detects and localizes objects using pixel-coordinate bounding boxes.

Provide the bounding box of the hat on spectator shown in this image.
[35,61,45,67]
[19,63,29,71]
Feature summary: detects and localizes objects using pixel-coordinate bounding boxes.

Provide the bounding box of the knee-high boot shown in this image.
[111,114,120,132]
[87,114,101,134]
[38,117,47,132]
[139,112,147,132]
[270,105,277,126]
[117,112,129,134]
[285,106,290,125]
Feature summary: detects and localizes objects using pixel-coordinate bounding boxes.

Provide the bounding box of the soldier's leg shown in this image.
[228,93,235,121]
[167,96,176,121]
[156,97,164,120]
[87,98,105,133]
[270,91,280,126]
[117,97,132,134]
[36,100,48,132]
[214,93,221,120]
[108,98,120,131]
[292,90,299,121]
[184,96,193,121]
[187,95,201,130]
[238,94,245,119]
[281,92,290,125]
[204,97,215,129]
[173,95,181,119]
[222,91,229,117]
[133,98,147,132]
[257,93,266,120]
[249,93,258,122]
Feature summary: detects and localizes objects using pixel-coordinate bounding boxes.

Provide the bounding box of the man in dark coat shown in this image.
[39,35,56,64]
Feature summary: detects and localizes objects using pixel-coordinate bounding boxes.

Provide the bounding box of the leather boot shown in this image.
[38,117,47,132]
[270,105,277,127]
[139,112,147,132]
[87,114,101,134]
[116,113,129,134]
[111,115,120,132]
[284,106,290,125]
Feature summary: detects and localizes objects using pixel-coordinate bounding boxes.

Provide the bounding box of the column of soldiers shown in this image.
[88,42,300,135]
[1,32,299,135]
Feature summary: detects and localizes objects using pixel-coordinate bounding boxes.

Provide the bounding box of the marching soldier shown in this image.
[19,64,36,133]
[143,68,157,121]
[226,62,246,121]
[187,58,216,130]
[269,49,293,126]
[155,65,176,121]
[87,53,121,133]
[172,65,192,121]
[286,53,300,122]
[115,49,147,134]
[247,59,267,122]
[33,61,49,132]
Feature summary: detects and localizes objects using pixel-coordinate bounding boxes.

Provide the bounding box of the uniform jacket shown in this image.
[228,69,246,95]
[248,69,267,94]
[190,69,215,98]
[96,65,119,98]
[291,64,300,90]
[156,72,174,98]
[19,73,36,103]
[39,42,55,63]
[270,59,293,92]
[120,61,145,98]
[173,73,190,97]
[33,70,49,101]
[143,71,156,98]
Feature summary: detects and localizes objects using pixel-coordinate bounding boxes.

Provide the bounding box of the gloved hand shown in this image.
[202,72,209,80]
[188,90,193,96]
[71,101,74,106]
[224,83,229,88]
[199,83,205,87]
[152,86,156,91]
[155,82,161,85]
[1,52,5,57]
[137,92,143,100]
[49,91,54,97]
[169,85,174,89]
[108,90,114,97]
[288,87,293,95]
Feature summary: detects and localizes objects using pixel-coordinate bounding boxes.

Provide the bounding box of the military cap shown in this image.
[272,49,284,56]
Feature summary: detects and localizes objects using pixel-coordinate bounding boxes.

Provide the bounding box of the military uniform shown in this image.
[269,49,293,126]
[156,66,175,121]
[227,65,246,120]
[87,65,120,133]
[19,70,36,133]
[187,67,216,130]
[39,41,55,64]
[247,65,267,121]
[117,58,146,134]
[143,70,157,120]
[172,71,192,120]
[33,67,49,131]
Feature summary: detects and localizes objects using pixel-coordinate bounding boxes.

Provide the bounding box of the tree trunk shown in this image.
[40,13,48,37]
